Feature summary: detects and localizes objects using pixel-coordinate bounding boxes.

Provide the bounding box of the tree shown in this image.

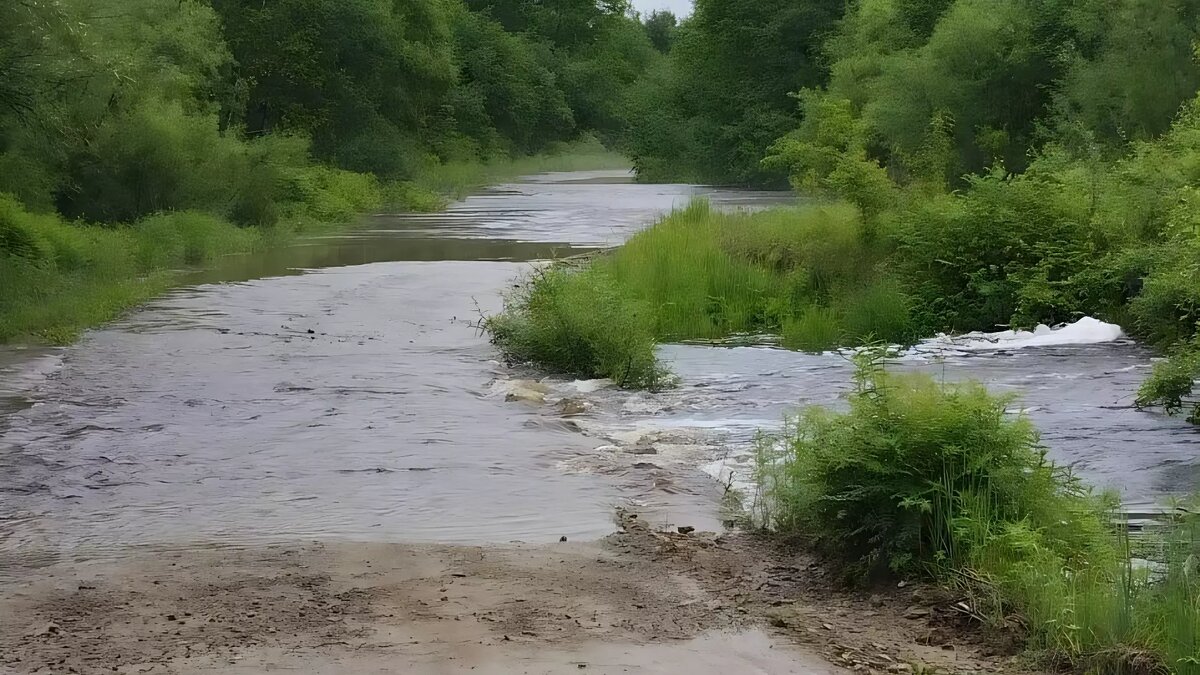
[624,0,846,185]
[644,10,678,53]
[209,0,458,177]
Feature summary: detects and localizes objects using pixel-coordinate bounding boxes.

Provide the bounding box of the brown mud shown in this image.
[1,511,1025,675]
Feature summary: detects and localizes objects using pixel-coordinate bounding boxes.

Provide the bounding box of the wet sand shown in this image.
[2,512,1017,675]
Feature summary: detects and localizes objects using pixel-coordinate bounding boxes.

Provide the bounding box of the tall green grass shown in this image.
[2,145,623,345]
[486,198,919,386]
[0,197,260,344]
[754,349,1200,673]
[484,265,665,388]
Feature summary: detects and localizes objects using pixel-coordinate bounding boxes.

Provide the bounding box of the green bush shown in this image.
[752,351,1200,670]
[1137,339,1200,420]
[889,170,1098,333]
[485,265,666,389]
[754,348,1111,579]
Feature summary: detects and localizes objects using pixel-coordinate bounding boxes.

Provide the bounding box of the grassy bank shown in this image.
[753,350,1200,673]
[0,145,628,345]
[485,199,916,385]
[489,96,1200,427]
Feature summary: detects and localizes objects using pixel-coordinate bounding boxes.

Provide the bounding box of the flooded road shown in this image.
[0,171,792,563]
[2,169,1198,569]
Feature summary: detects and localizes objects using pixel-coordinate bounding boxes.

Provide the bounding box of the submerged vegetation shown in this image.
[755,351,1200,673]
[0,0,644,343]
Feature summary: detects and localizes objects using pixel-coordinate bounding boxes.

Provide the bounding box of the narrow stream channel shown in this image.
[1,170,1197,570]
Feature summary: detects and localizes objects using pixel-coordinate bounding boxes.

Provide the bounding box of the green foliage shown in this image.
[643,10,678,54]
[764,93,898,217]
[447,8,575,155]
[1137,336,1200,420]
[755,354,1200,671]
[1057,0,1200,145]
[0,195,257,343]
[755,349,1109,578]
[485,265,666,389]
[623,0,846,185]
[209,0,458,176]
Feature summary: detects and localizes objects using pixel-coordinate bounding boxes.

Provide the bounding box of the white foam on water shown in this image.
[914,317,1124,353]
[700,456,758,496]
[568,379,615,394]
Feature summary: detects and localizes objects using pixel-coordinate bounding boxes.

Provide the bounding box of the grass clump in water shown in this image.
[599,200,917,350]
[486,198,919,387]
[484,265,666,389]
[755,348,1200,672]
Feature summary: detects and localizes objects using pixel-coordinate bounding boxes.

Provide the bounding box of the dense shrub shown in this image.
[754,349,1110,578]
[754,352,1200,671]
[485,265,665,389]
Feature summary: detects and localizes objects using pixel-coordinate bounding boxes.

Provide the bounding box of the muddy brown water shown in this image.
[2,169,1198,571]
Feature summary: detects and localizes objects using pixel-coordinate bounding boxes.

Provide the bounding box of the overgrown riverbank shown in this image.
[754,351,1200,673]
[1,144,626,345]
[490,96,1200,420]
[2,0,645,345]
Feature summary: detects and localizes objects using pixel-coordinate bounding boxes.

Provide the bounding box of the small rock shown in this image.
[165,615,177,622]
[558,398,590,416]
[306,329,315,335]
[505,388,546,404]
[626,445,657,455]
[869,594,884,608]
[677,526,695,535]
[903,607,931,619]
[559,536,568,542]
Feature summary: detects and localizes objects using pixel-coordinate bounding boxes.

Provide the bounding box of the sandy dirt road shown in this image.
[1,512,1017,675]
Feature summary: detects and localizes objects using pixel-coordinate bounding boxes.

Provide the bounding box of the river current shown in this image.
[1,170,1196,568]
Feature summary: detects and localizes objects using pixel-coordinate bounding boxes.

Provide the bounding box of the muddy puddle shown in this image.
[1,169,1197,571]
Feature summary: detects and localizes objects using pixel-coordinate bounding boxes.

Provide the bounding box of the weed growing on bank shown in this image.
[484,265,666,389]
[754,349,1200,673]
[485,199,920,387]
[1,145,622,345]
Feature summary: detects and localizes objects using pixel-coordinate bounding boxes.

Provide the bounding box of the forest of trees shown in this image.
[0,0,659,227]
[0,0,662,342]
[623,0,1200,187]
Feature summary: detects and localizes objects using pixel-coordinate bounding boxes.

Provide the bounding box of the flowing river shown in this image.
[2,169,1198,571]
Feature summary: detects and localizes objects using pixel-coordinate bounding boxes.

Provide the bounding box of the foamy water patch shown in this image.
[913,317,1124,354]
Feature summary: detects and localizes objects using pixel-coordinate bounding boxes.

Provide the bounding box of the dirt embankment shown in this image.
[1,511,1024,675]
